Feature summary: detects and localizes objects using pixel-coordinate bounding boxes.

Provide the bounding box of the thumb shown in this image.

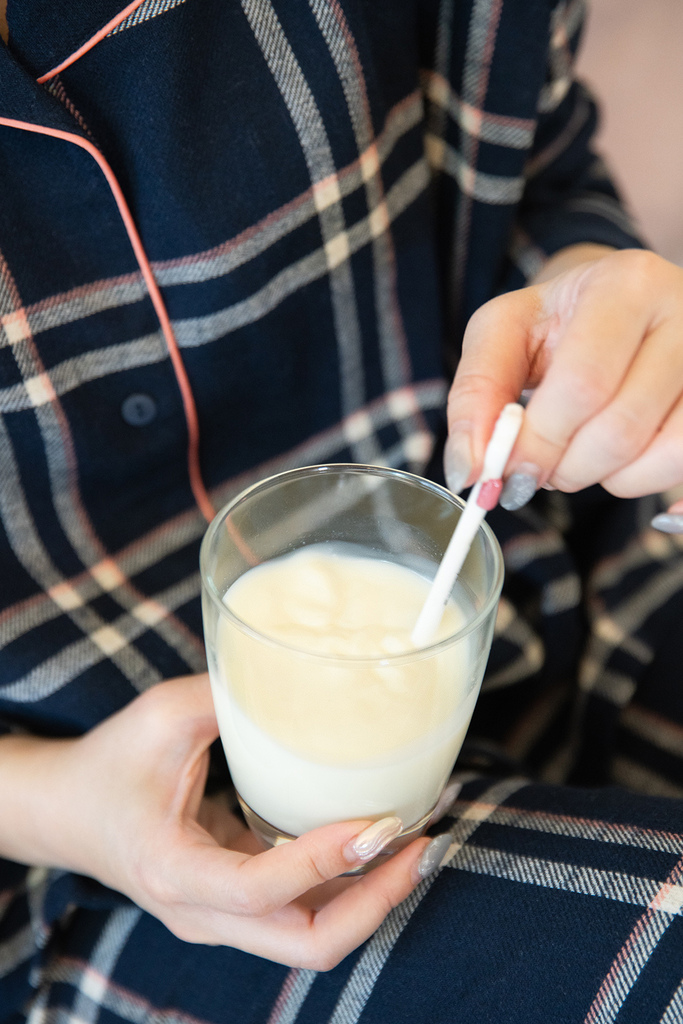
[444,287,540,492]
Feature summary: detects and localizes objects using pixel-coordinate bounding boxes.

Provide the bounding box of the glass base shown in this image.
[236,793,436,875]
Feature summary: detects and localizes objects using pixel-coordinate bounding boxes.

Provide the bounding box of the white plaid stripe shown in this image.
[422,69,535,149]
[450,845,683,916]
[583,856,683,1024]
[241,0,373,462]
[661,981,683,1024]
[323,777,526,1024]
[0,378,446,692]
[453,802,683,856]
[611,758,683,801]
[266,968,317,1024]
[0,158,430,414]
[0,93,424,350]
[0,572,200,702]
[426,132,525,203]
[450,0,504,304]
[621,705,683,762]
[307,1,434,469]
[580,559,683,700]
[108,0,187,36]
[0,412,163,693]
[69,908,142,1024]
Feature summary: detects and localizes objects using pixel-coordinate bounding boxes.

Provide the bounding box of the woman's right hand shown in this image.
[0,674,430,971]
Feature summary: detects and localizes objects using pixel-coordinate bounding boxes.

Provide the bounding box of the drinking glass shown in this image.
[200,464,503,868]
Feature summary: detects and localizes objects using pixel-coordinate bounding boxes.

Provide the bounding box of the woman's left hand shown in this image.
[444,247,683,529]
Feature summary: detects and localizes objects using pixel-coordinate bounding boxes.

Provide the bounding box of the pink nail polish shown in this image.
[343,817,403,864]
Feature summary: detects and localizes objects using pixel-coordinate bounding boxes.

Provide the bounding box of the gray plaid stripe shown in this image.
[6,304,203,676]
[2,94,424,347]
[0,377,446,684]
[1,278,148,345]
[526,85,591,178]
[661,981,683,1024]
[0,159,429,413]
[324,778,526,1024]
[451,0,507,305]
[70,907,142,1024]
[108,0,187,36]
[309,0,416,441]
[0,923,35,981]
[584,851,683,1024]
[422,70,534,149]
[427,132,525,204]
[582,559,683,700]
[241,0,371,461]
[586,914,673,1024]
[565,193,641,239]
[0,414,162,692]
[267,968,317,1024]
[450,844,683,914]
[611,758,683,800]
[0,572,200,702]
[453,803,683,856]
[1,334,165,413]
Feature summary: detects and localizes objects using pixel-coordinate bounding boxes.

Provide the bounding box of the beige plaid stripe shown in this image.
[0,91,424,349]
[0,158,430,414]
[583,855,683,1024]
[322,777,526,1024]
[241,0,373,461]
[0,378,446,692]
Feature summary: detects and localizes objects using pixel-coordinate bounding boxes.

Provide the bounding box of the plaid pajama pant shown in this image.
[1,0,683,1020]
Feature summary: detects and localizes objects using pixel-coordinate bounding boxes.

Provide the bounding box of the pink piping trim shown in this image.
[0,116,215,523]
[36,0,148,84]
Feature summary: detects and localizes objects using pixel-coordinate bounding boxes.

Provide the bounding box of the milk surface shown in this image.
[208,544,481,836]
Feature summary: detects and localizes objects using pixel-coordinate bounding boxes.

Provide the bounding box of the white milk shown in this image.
[208,544,481,837]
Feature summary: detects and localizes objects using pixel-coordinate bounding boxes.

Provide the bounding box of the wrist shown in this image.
[0,732,84,870]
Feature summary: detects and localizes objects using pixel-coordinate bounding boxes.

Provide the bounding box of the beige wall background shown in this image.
[576,0,683,266]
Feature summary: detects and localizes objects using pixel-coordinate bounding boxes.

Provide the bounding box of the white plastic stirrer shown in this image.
[411,402,524,648]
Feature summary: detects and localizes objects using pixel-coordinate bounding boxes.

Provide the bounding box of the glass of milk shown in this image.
[200,464,503,869]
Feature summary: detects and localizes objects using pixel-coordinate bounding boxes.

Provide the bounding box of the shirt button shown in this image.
[121,393,157,426]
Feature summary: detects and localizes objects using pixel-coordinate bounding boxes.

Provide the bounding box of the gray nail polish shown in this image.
[651,513,683,535]
[500,472,538,511]
[443,440,471,495]
[417,833,453,879]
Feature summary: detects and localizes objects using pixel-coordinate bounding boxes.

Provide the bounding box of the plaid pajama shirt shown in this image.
[1,0,683,1020]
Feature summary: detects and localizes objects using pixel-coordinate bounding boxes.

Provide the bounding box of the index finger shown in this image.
[445,288,540,492]
[169,815,407,917]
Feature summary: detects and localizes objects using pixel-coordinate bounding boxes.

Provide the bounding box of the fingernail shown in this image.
[443,436,472,495]
[413,833,453,882]
[651,513,683,535]
[343,816,403,864]
[541,482,556,491]
[500,463,541,511]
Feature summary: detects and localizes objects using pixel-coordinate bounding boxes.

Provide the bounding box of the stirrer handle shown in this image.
[411,403,524,648]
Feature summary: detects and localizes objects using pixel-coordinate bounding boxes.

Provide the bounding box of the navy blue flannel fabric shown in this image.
[1,1,683,1021]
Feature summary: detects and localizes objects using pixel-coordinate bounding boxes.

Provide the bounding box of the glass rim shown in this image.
[199,463,505,661]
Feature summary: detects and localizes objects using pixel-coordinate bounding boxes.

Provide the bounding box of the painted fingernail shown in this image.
[443,436,472,495]
[344,817,403,864]
[651,513,683,535]
[414,833,453,882]
[500,463,541,511]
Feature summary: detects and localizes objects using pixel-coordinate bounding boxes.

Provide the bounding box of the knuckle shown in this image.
[228,880,268,918]
[559,366,612,418]
[596,407,647,462]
